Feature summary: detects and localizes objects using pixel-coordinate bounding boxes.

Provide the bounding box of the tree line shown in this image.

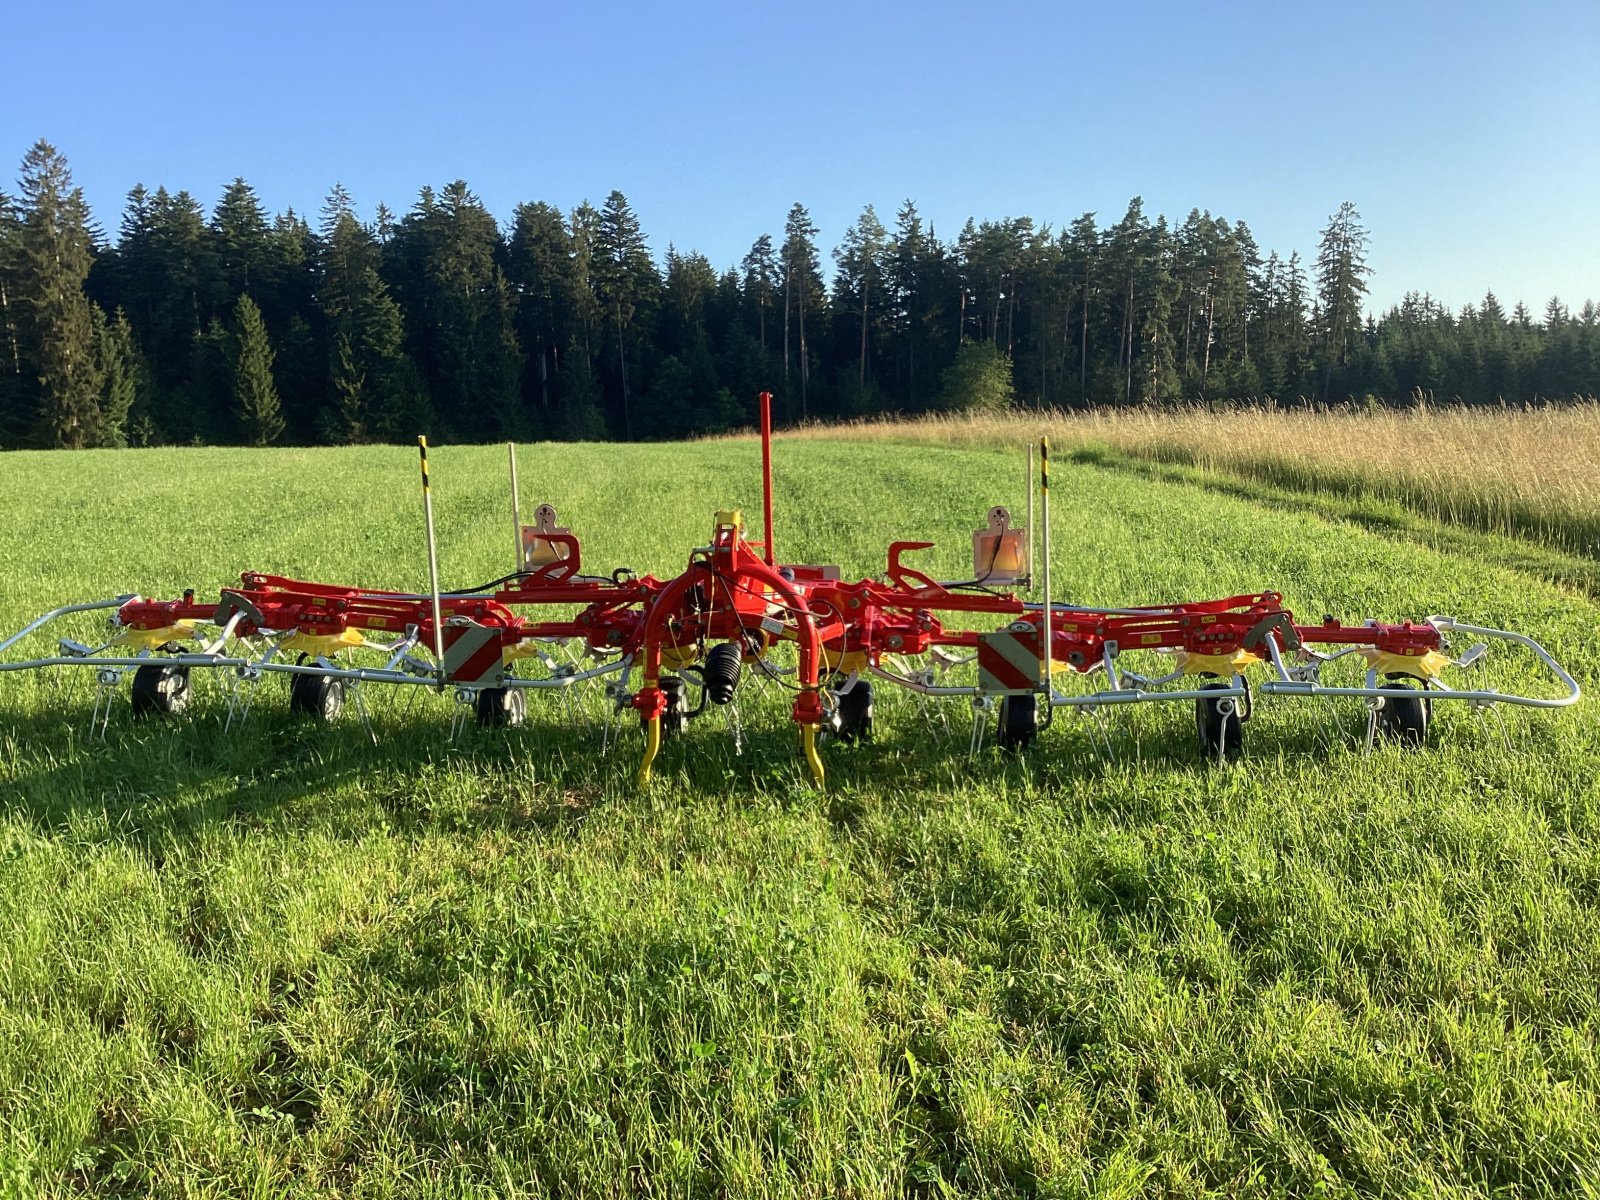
[1,139,1596,450]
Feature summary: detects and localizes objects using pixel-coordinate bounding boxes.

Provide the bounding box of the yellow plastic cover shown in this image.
[1175,648,1262,676]
[660,643,702,670]
[821,648,869,674]
[111,620,198,651]
[280,627,367,657]
[1362,648,1450,679]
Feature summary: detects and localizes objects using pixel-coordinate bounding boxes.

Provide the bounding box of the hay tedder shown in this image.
[0,395,1580,785]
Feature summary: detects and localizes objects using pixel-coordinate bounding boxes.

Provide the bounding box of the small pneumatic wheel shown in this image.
[474,687,527,728]
[1195,681,1243,762]
[833,680,874,743]
[660,675,691,736]
[997,692,1037,752]
[131,664,192,719]
[290,673,345,723]
[1375,674,1430,746]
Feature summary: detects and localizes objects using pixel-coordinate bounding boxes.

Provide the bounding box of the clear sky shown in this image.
[4,0,1596,316]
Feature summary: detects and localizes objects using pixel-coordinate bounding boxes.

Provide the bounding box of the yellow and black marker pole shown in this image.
[418,436,446,688]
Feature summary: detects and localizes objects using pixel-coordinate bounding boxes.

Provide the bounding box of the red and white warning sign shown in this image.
[977,626,1044,694]
[443,620,505,686]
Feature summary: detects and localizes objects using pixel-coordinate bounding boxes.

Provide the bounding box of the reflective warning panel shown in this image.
[977,627,1043,695]
[443,620,505,686]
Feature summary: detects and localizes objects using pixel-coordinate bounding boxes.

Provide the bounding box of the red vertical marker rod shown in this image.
[759,391,776,566]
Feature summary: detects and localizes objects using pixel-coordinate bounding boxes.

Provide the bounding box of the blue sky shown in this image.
[4,0,1596,315]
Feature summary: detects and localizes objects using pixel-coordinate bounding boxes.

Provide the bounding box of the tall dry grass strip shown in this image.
[780,402,1600,556]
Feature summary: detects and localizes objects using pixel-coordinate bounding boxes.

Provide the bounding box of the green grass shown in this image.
[0,438,1597,1198]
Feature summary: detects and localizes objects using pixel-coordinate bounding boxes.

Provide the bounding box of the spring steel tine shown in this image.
[1095,709,1119,766]
[561,685,590,735]
[234,675,261,731]
[1490,704,1514,752]
[1073,708,1108,765]
[967,697,987,759]
[601,693,619,756]
[89,679,114,739]
[1314,696,1343,752]
[352,681,377,745]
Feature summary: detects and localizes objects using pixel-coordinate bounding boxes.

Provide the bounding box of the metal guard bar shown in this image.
[867,660,1251,708]
[0,596,135,656]
[0,599,629,694]
[1257,617,1581,710]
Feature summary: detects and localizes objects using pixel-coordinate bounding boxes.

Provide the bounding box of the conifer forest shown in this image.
[1,139,1595,451]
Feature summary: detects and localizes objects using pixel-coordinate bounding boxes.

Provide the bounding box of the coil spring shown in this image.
[703,641,743,705]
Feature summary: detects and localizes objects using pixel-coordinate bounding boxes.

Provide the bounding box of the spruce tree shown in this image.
[594,190,657,438]
[1315,201,1372,398]
[780,204,824,419]
[231,293,283,445]
[96,307,140,447]
[885,203,922,399]
[14,142,103,448]
[320,202,421,442]
[833,205,887,395]
[212,178,273,302]
[740,234,778,352]
[507,200,574,410]
[386,180,520,438]
[0,187,24,446]
[329,332,367,442]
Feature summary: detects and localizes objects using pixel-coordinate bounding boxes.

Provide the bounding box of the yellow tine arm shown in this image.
[801,724,825,789]
[637,716,662,788]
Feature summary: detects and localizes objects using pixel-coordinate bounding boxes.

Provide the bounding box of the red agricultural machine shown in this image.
[0,395,1580,785]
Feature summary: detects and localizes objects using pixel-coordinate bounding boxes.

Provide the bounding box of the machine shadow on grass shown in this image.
[0,664,1461,855]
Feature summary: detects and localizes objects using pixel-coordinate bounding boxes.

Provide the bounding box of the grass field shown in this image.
[0,434,1597,1198]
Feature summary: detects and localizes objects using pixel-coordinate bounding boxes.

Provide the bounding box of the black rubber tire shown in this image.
[1375,674,1430,746]
[834,680,874,743]
[131,664,192,719]
[290,673,345,723]
[1195,681,1243,762]
[661,675,690,736]
[997,692,1037,752]
[474,686,527,728]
